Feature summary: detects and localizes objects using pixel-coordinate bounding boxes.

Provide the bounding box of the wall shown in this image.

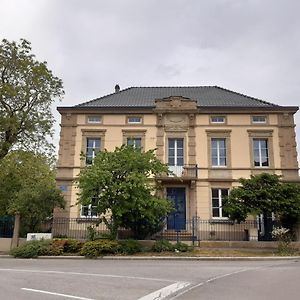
[56,106,299,220]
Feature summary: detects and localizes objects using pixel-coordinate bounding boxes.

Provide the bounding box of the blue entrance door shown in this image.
[167,188,186,230]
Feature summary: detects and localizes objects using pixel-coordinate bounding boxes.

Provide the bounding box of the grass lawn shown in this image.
[133,248,300,257]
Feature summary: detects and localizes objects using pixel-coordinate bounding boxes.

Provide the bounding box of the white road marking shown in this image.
[138,282,190,300]
[22,288,95,300]
[170,267,259,299]
[0,268,174,283]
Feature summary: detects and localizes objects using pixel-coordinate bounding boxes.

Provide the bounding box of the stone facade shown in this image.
[55,93,299,226]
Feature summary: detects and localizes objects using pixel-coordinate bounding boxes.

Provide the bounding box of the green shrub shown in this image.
[10,239,63,258]
[80,239,120,258]
[64,239,83,253]
[119,240,142,254]
[53,239,83,253]
[151,240,174,252]
[174,242,189,252]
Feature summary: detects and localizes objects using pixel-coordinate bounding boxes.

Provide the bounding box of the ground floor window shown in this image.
[80,198,98,217]
[211,188,229,218]
[127,137,142,149]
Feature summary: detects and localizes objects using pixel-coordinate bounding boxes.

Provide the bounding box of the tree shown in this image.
[0,39,64,160]
[0,151,65,235]
[223,173,300,232]
[77,145,173,239]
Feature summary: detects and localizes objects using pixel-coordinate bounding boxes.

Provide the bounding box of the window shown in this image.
[211,138,226,167]
[123,130,146,150]
[87,116,102,124]
[252,116,267,124]
[86,138,101,164]
[253,138,269,167]
[212,188,229,218]
[127,116,142,124]
[168,138,184,166]
[127,137,142,149]
[211,116,226,124]
[80,198,98,217]
[59,185,68,192]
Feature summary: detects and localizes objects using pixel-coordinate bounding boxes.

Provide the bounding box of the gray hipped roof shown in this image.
[75,86,278,108]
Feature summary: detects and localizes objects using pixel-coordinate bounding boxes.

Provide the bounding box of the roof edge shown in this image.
[57,105,299,114]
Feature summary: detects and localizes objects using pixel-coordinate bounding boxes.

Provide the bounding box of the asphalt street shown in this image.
[0,258,299,300]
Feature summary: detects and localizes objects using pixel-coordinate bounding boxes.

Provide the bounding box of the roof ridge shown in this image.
[75,87,133,107]
[129,86,214,88]
[213,86,279,107]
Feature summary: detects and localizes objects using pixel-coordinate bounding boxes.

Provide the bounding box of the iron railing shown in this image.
[156,218,259,242]
[50,217,262,242]
[51,218,133,240]
[157,164,198,179]
[0,216,14,238]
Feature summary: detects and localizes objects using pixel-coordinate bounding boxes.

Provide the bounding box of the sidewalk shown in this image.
[1,254,300,260]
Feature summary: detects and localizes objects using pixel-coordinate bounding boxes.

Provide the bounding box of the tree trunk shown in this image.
[11,213,21,249]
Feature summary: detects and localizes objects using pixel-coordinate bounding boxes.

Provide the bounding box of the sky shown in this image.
[0,0,299,163]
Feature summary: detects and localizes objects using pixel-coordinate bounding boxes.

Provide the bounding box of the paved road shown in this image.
[0,258,299,300]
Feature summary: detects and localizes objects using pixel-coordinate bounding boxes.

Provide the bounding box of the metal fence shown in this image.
[50,217,263,242]
[0,216,14,238]
[158,218,259,242]
[51,218,133,240]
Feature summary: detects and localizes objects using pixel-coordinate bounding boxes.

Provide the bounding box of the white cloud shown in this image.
[0,0,299,163]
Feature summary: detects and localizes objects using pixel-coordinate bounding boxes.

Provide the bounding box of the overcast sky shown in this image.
[1,0,299,162]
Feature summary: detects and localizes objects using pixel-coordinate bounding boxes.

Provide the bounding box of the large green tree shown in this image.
[223,173,300,231]
[0,39,64,160]
[0,151,65,235]
[77,145,173,239]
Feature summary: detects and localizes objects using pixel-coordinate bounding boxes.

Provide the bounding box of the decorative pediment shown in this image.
[154,96,197,112]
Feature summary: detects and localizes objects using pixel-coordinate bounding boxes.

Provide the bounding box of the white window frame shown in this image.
[127,137,142,149]
[253,138,269,167]
[80,204,98,218]
[127,116,142,124]
[168,138,184,167]
[211,188,229,219]
[211,138,226,167]
[252,116,267,124]
[210,116,226,124]
[87,116,102,124]
[86,138,101,165]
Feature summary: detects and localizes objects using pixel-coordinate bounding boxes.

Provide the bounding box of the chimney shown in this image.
[115,84,120,93]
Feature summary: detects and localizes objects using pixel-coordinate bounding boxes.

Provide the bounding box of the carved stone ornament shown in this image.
[154,96,197,111]
[164,125,188,132]
[166,114,187,124]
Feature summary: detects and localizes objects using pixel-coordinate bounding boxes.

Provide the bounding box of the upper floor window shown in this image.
[252,116,267,124]
[127,116,142,124]
[212,188,229,218]
[80,197,98,218]
[87,116,102,124]
[86,138,101,164]
[211,138,226,167]
[168,138,184,166]
[210,116,226,124]
[253,138,269,167]
[127,137,142,149]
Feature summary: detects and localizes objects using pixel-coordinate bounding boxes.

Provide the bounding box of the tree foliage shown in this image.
[0,151,65,234]
[0,39,64,160]
[223,173,300,230]
[77,145,173,239]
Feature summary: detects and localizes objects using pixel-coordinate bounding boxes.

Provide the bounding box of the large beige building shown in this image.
[55,86,299,233]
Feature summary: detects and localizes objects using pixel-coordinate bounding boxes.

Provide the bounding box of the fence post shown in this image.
[192,217,195,246]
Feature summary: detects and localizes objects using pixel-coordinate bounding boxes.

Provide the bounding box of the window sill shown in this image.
[211,166,228,168]
[253,166,270,168]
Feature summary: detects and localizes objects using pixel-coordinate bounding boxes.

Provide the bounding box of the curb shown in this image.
[1,255,300,261]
